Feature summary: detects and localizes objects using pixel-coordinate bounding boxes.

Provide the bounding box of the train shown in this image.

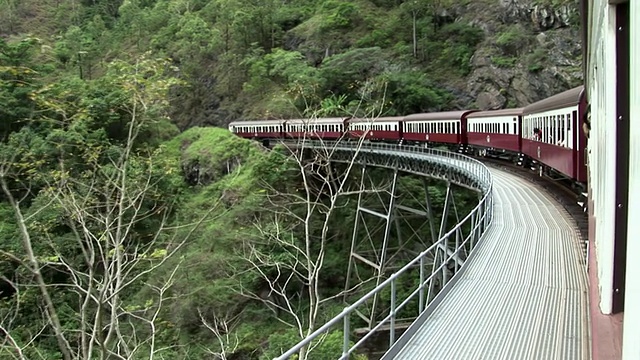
[228,85,588,193]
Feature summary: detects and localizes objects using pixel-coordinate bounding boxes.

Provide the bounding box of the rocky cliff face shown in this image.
[459,0,582,109]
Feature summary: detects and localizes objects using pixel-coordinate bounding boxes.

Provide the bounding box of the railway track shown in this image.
[472,155,589,266]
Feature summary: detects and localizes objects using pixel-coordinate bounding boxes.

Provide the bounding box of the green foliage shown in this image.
[525,48,548,72]
[381,70,452,113]
[261,328,364,360]
[318,0,359,30]
[0,0,581,357]
[491,55,518,68]
[494,24,530,56]
[418,21,484,76]
[0,38,43,139]
[319,47,388,96]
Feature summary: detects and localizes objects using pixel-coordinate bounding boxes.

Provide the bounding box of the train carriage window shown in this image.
[560,115,565,147]
[553,115,558,145]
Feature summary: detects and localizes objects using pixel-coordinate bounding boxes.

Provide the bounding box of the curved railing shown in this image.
[274,140,494,360]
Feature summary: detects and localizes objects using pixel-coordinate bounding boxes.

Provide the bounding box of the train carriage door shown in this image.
[612,0,629,314]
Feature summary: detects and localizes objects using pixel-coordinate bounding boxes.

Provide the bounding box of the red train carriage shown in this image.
[522,86,587,182]
[228,120,285,139]
[402,111,476,149]
[346,116,403,142]
[284,117,349,140]
[466,108,523,158]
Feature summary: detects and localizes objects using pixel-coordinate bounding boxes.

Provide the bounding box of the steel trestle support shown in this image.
[343,166,462,330]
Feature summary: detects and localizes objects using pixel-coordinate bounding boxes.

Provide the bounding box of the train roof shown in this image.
[228,119,284,126]
[403,110,477,122]
[466,108,524,119]
[284,117,347,124]
[348,116,404,123]
[523,86,584,114]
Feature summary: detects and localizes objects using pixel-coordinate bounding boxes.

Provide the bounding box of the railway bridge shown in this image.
[275,140,589,360]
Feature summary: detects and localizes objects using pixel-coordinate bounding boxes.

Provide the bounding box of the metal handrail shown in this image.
[273,140,494,360]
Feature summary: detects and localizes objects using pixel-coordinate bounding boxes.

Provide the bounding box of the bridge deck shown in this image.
[386,167,589,359]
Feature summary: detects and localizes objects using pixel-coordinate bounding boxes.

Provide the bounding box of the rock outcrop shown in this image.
[460,0,582,109]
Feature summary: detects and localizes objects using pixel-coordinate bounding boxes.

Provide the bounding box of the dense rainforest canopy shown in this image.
[0,0,581,358]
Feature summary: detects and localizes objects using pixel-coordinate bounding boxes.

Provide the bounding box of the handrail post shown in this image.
[419,256,425,314]
[455,228,461,272]
[390,279,396,347]
[343,310,350,359]
[443,235,449,285]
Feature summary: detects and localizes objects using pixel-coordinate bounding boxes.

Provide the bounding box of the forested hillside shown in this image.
[0,0,582,358]
[1,0,582,128]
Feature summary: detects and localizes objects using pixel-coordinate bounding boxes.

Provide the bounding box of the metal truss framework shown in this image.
[343,165,475,329]
[328,146,489,193]
[290,141,491,331]
[275,140,493,360]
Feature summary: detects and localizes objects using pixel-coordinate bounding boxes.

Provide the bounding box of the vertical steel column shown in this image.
[343,167,399,328]
[423,178,438,243]
[439,182,453,290]
[367,169,399,328]
[343,166,366,303]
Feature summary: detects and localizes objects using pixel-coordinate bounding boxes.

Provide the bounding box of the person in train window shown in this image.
[556,135,565,147]
[533,127,543,141]
[583,104,591,139]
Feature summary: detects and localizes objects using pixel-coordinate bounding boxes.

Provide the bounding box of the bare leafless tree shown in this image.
[237,96,392,359]
[0,55,223,360]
